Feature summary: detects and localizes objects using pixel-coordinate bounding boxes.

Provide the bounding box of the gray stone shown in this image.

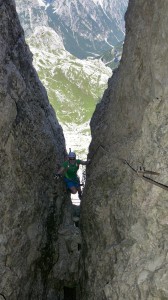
[80,0,168,299]
[0,1,80,299]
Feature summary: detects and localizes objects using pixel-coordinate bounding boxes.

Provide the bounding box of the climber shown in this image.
[55,151,90,199]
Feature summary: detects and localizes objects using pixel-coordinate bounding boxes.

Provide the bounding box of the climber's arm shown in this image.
[80,159,91,166]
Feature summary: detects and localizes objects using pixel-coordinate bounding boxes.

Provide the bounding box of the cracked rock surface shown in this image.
[0,1,80,299]
[80,0,168,299]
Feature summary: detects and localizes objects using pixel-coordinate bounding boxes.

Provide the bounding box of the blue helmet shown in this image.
[68,152,76,158]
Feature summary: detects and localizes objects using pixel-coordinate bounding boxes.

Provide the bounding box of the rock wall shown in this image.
[0,1,80,299]
[80,0,168,299]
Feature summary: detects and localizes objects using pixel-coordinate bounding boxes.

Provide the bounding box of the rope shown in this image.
[121,159,168,192]
[88,143,168,192]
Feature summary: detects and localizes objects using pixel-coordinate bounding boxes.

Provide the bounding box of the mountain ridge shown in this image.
[15,0,128,59]
[27,26,112,156]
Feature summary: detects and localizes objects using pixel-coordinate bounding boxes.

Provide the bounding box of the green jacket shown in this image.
[62,160,81,180]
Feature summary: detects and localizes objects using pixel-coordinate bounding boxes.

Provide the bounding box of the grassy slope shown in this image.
[27,29,111,155]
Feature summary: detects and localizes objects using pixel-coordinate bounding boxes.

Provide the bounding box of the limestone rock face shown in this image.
[0,1,79,299]
[80,0,168,299]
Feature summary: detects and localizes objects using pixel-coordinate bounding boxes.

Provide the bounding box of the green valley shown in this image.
[27,27,112,156]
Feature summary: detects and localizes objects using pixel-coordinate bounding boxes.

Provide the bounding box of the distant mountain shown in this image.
[47,0,128,58]
[15,0,127,157]
[15,0,128,59]
[28,26,111,123]
[15,0,49,36]
[27,26,112,155]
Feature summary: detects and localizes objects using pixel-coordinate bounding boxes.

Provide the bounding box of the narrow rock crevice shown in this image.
[1,0,168,299]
